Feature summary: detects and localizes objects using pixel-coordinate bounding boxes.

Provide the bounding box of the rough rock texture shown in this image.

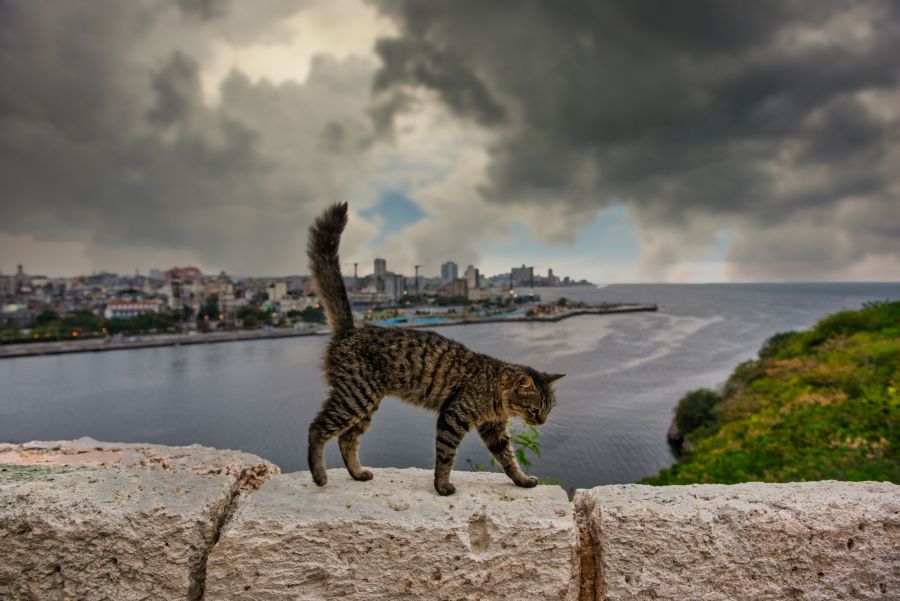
[0,463,235,601]
[0,436,278,490]
[575,481,899,601]
[205,468,577,601]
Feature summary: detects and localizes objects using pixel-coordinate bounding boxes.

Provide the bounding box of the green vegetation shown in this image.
[466,420,561,486]
[644,300,900,485]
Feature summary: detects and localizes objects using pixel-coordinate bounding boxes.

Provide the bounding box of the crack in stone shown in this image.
[190,464,274,601]
[574,494,601,601]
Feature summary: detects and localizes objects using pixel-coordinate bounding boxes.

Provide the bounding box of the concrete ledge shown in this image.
[205,468,577,601]
[574,481,899,601]
[0,437,279,490]
[2,441,897,600]
[0,464,234,601]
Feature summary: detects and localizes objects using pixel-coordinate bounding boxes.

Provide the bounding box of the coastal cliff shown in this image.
[2,439,897,600]
[649,300,900,485]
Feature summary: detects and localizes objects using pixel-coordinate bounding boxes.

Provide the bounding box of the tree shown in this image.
[33,309,60,326]
[200,294,220,320]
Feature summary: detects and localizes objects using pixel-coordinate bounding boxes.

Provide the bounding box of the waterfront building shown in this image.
[384,274,406,301]
[547,268,559,287]
[511,264,534,288]
[441,261,458,282]
[464,265,480,289]
[451,278,468,298]
[104,300,162,319]
[467,287,491,302]
[268,281,288,302]
[374,258,387,277]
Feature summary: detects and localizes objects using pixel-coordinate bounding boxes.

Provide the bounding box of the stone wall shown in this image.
[1,439,896,600]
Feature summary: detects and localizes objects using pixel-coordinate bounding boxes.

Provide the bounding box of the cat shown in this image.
[307,202,564,495]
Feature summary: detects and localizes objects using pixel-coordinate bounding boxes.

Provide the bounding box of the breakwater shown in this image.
[0,303,657,359]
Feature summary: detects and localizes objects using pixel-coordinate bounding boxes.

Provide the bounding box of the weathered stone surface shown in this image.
[0,436,278,490]
[575,481,899,601]
[0,463,235,601]
[205,468,577,601]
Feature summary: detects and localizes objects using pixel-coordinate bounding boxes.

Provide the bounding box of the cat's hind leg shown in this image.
[338,412,375,481]
[308,391,373,486]
[434,403,473,496]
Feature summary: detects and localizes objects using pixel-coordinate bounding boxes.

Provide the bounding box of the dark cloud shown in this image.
[370,0,900,279]
[177,0,229,21]
[147,52,204,126]
[0,0,379,275]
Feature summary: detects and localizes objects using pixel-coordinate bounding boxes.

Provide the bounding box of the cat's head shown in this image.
[500,367,564,425]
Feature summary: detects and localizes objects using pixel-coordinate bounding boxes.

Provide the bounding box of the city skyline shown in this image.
[2,2,899,283]
[0,257,587,288]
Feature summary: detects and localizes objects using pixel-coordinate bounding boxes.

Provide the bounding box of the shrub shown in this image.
[674,389,722,438]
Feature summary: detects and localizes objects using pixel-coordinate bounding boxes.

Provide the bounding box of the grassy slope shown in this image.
[643,300,899,485]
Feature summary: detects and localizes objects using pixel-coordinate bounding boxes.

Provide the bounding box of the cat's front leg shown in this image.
[477,420,538,488]
[434,406,472,495]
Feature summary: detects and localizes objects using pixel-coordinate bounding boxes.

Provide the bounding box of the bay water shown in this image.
[2,283,898,491]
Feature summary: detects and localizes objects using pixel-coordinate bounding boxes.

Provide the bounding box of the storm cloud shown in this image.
[0,0,898,280]
[369,0,900,280]
[0,0,379,275]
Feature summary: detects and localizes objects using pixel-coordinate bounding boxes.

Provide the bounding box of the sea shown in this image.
[2,283,898,492]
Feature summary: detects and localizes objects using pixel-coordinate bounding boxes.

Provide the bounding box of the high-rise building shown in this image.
[384,274,406,301]
[464,265,480,289]
[440,261,458,282]
[511,264,534,288]
[547,268,559,286]
[374,258,387,277]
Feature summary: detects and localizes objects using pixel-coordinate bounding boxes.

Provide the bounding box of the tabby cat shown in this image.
[307,203,564,495]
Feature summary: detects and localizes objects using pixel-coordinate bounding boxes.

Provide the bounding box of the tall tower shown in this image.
[374,258,387,277]
[440,261,458,282]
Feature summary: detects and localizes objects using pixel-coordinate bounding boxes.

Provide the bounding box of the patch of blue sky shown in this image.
[359,190,427,244]
[703,229,732,263]
[481,204,641,279]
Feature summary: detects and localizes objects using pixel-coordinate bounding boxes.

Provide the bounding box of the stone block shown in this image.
[0,436,278,490]
[205,468,577,600]
[0,464,235,601]
[574,481,899,601]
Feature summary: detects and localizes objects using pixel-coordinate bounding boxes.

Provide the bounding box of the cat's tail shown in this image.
[307,202,354,336]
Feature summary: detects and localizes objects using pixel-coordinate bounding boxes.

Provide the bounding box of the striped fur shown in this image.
[307,203,564,495]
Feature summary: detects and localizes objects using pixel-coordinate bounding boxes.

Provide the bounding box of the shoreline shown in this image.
[0,302,656,359]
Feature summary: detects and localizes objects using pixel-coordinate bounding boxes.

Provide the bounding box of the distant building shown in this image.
[441,261,458,282]
[374,258,387,277]
[511,264,534,288]
[451,278,468,298]
[104,300,162,320]
[464,265,480,289]
[383,274,406,301]
[148,268,163,281]
[467,287,491,302]
[268,281,288,302]
[547,268,559,287]
[13,264,28,292]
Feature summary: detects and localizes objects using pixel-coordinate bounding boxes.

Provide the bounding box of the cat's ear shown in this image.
[545,373,565,384]
[517,373,536,392]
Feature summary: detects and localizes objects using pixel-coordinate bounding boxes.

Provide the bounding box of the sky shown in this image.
[1,0,898,283]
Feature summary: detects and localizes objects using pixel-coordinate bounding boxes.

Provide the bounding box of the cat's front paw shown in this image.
[352,469,373,481]
[515,475,539,488]
[312,469,327,486]
[434,481,456,496]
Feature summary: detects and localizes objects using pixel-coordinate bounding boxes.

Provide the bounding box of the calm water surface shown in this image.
[2,283,898,491]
